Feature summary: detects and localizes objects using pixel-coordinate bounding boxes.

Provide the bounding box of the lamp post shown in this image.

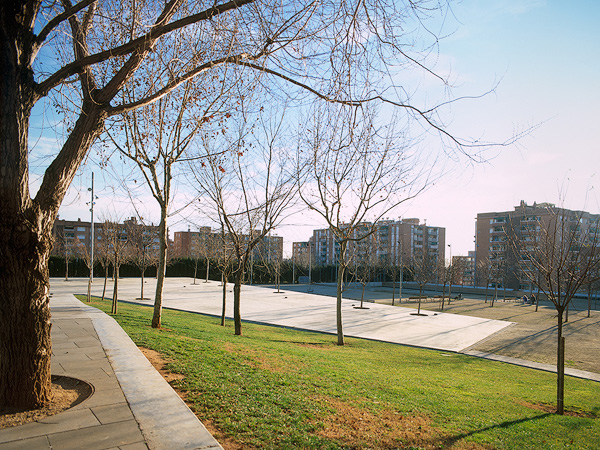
[86,172,97,301]
[398,239,403,304]
[308,240,313,292]
[448,244,452,300]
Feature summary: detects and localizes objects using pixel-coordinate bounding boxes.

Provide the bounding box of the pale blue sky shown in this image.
[54,1,600,257]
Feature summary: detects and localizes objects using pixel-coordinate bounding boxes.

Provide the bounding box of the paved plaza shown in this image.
[79,277,513,352]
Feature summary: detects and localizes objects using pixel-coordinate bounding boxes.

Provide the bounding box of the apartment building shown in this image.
[475,201,600,290]
[52,217,161,258]
[292,240,313,266]
[452,251,476,286]
[174,229,283,263]
[293,218,446,268]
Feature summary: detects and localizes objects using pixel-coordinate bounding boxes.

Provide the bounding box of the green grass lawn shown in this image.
[78,295,600,449]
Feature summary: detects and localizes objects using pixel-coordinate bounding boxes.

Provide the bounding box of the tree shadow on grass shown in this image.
[440,413,553,448]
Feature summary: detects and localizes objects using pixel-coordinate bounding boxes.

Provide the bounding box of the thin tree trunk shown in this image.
[441,283,446,310]
[102,267,108,301]
[391,273,396,306]
[205,257,210,283]
[65,258,69,281]
[485,280,489,303]
[360,283,365,308]
[221,276,227,326]
[152,204,168,328]
[556,309,565,415]
[111,263,120,315]
[336,242,347,346]
[140,268,145,300]
[193,259,198,284]
[234,269,243,335]
[87,278,92,303]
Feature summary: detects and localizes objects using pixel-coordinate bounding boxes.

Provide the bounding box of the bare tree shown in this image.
[215,221,235,326]
[96,220,114,301]
[438,258,451,310]
[192,109,297,336]
[73,236,93,301]
[102,218,131,314]
[127,218,158,301]
[488,259,506,307]
[348,231,378,309]
[409,249,437,316]
[1,0,518,408]
[297,104,428,345]
[448,256,467,304]
[384,253,403,306]
[476,257,492,303]
[107,78,217,328]
[510,204,600,414]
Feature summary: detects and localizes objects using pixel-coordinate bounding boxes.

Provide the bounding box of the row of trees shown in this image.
[1,0,521,409]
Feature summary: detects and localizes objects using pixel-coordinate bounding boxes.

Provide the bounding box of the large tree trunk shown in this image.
[152,204,169,328]
[1,7,104,408]
[0,222,53,408]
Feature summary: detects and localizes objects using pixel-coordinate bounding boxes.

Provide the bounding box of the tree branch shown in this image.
[36,0,256,98]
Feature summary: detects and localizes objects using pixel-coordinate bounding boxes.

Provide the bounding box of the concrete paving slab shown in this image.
[0,435,51,449]
[91,404,137,425]
[0,408,100,444]
[70,388,127,410]
[119,443,150,450]
[47,419,145,450]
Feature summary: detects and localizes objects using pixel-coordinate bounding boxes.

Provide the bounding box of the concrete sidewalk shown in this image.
[0,293,221,450]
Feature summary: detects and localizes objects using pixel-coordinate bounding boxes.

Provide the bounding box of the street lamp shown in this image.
[448,244,453,300]
[86,172,98,301]
[398,239,403,304]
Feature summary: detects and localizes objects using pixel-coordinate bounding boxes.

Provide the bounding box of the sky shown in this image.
[50,0,600,258]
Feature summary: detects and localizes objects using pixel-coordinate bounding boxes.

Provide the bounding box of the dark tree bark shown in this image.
[0,4,104,407]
